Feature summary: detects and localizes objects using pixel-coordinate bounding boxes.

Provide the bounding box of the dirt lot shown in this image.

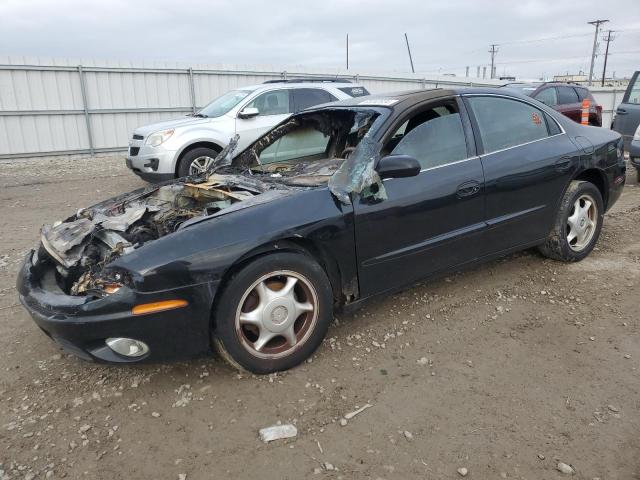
[0,156,639,480]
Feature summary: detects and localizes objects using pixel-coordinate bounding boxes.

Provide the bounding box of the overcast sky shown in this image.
[1,0,639,80]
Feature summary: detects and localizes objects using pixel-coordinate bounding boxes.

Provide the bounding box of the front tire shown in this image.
[538,180,604,262]
[177,147,220,178]
[213,252,333,374]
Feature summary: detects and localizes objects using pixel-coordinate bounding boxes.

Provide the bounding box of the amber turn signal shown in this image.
[131,299,188,316]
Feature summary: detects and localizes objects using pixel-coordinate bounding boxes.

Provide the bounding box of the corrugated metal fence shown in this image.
[0,57,625,160]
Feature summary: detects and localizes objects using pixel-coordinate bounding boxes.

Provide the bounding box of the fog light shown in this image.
[105,337,149,357]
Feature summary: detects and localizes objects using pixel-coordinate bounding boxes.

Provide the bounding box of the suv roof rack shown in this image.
[263,78,352,84]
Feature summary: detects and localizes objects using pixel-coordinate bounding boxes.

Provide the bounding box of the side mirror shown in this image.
[238,107,259,119]
[376,155,421,179]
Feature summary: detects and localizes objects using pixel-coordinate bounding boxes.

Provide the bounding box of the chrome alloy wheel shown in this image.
[235,271,318,359]
[188,156,216,175]
[567,194,598,251]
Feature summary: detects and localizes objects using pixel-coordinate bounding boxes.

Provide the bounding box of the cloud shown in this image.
[0,0,638,79]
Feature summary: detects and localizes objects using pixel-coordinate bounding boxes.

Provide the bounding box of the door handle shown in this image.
[555,157,573,172]
[616,108,628,115]
[456,180,481,198]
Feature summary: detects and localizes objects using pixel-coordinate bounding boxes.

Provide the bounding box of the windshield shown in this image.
[502,84,539,96]
[198,90,253,118]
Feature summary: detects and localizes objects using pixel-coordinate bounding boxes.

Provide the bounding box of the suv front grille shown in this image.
[129,147,140,157]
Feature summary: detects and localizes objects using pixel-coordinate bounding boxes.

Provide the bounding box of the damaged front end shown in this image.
[39,173,279,297]
[38,106,387,299]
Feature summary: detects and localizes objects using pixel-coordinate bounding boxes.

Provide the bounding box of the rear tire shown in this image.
[538,180,604,262]
[177,147,220,178]
[213,252,333,374]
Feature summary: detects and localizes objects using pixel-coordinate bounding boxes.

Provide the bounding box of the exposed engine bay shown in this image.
[38,109,380,297]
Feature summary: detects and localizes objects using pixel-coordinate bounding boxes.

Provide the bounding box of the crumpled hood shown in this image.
[37,173,291,296]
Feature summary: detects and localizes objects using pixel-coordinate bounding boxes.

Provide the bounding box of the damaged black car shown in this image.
[17,88,626,373]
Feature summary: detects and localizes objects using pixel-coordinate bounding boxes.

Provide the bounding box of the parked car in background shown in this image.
[612,70,640,153]
[19,88,625,373]
[503,82,602,126]
[125,79,370,182]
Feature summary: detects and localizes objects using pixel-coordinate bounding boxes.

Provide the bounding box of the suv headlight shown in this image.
[146,129,174,147]
[634,125,640,142]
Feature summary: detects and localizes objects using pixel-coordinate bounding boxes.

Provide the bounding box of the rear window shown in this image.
[534,87,558,106]
[467,96,550,153]
[574,87,590,101]
[338,86,370,97]
[293,88,337,111]
[556,86,580,104]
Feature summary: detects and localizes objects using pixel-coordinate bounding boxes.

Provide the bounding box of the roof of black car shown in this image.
[318,87,525,111]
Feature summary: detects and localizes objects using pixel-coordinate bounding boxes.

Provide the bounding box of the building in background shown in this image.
[553,72,631,87]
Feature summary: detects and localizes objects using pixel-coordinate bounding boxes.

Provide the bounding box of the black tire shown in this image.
[176,147,220,178]
[213,252,333,374]
[538,180,604,262]
[636,168,640,185]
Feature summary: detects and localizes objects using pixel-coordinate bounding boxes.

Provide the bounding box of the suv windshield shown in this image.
[198,90,253,118]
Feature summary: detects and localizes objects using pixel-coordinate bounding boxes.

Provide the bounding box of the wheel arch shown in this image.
[174,141,223,176]
[572,168,609,209]
[209,237,348,333]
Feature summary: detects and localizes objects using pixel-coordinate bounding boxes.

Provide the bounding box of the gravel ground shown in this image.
[1,155,639,480]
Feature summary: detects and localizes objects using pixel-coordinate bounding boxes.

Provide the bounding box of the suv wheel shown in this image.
[213,252,333,374]
[177,147,220,178]
[538,180,604,262]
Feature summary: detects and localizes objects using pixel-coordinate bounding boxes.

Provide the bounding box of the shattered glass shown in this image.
[328,137,386,205]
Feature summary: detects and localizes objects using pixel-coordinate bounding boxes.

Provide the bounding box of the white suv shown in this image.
[125,79,369,181]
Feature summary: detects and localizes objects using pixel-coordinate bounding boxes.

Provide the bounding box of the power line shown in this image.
[498,32,592,46]
[587,19,609,86]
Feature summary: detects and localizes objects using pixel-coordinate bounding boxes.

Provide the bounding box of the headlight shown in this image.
[634,125,640,142]
[146,129,174,147]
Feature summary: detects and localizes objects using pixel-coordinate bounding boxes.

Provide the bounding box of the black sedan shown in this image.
[17,88,626,373]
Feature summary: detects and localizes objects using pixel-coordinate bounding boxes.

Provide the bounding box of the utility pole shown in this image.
[587,19,608,86]
[346,34,349,70]
[489,44,498,79]
[404,33,415,73]
[601,29,615,86]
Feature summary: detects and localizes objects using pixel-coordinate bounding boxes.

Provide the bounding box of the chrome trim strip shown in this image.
[419,155,480,173]
[477,132,566,158]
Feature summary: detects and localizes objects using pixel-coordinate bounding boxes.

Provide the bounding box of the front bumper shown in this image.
[16,251,216,363]
[126,142,178,182]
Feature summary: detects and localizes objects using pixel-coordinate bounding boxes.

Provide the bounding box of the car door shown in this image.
[613,71,640,150]
[235,89,293,152]
[555,85,582,123]
[463,94,579,254]
[353,97,486,297]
